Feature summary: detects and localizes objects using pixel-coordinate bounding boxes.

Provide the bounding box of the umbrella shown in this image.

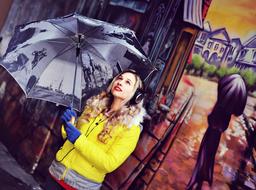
[0,13,152,111]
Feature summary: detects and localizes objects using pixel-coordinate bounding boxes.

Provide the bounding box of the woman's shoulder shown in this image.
[128,107,146,128]
[119,106,146,133]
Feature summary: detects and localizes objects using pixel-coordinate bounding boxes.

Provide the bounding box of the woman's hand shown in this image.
[62,107,77,124]
[61,108,80,143]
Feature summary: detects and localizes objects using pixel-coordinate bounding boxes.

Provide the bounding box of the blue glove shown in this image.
[61,108,80,144]
[61,107,77,123]
[63,121,81,144]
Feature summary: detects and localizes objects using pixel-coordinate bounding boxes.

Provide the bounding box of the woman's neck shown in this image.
[109,98,123,112]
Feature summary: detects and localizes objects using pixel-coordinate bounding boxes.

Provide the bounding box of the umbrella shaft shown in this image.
[71,53,79,108]
[71,34,82,108]
[76,46,80,57]
[76,34,82,57]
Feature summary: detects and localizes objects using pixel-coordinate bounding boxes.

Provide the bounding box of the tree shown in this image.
[216,66,227,78]
[226,66,240,75]
[240,68,256,90]
[203,63,217,78]
[192,54,204,75]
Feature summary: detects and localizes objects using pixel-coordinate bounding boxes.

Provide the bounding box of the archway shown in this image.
[209,52,218,64]
[202,50,210,61]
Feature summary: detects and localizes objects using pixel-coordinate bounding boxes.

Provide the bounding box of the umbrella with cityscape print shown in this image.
[0,13,152,111]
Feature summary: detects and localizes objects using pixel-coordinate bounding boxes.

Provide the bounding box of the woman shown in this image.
[44,69,146,190]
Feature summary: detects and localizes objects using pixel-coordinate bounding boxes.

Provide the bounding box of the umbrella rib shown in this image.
[81,40,145,58]
[79,39,118,48]
[50,22,104,43]
[49,23,77,44]
[46,40,71,44]
[82,26,103,38]
[82,41,119,45]
[80,41,106,61]
[82,38,143,48]
[55,44,76,59]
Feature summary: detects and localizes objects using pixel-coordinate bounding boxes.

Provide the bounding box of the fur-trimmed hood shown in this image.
[125,105,146,131]
[79,92,147,130]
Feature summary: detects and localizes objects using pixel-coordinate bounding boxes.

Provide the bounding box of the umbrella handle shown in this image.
[70,116,76,125]
[68,106,76,125]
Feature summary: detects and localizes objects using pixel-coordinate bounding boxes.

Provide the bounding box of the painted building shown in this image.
[234,35,256,70]
[194,22,256,71]
[194,21,212,54]
[226,38,242,65]
[194,26,231,67]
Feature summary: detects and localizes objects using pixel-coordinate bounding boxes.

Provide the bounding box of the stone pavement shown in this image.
[0,141,42,190]
[0,168,30,190]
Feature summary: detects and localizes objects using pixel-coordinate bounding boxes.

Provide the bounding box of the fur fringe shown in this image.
[78,92,146,128]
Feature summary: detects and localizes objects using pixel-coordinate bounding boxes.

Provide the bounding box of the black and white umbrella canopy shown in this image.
[0,13,153,111]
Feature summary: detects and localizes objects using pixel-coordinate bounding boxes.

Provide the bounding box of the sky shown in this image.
[205,0,256,43]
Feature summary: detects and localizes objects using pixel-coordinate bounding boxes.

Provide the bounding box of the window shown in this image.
[230,46,234,53]
[201,33,206,41]
[240,49,248,58]
[207,42,213,49]
[214,44,219,50]
[194,47,201,54]
[253,51,256,62]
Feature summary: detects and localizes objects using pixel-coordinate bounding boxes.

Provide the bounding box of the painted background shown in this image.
[152,0,256,189]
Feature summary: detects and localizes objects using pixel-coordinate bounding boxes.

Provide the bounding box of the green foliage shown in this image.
[202,62,210,71]
[187,55,256,91]
[240,68,256,88]
[216,66,227,78]
[226,66,240,75]
[192,54,204,70]
[203,62,217,76]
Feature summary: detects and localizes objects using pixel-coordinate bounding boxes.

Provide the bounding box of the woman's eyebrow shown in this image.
[127,78,135,85]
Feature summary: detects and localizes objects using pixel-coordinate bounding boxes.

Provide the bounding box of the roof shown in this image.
[203,21,212,32]
[243,35,256,48]
[209,28,230,43]
[231,38,242,46]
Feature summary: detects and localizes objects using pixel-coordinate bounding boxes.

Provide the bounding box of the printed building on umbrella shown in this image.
[0,0,213,189]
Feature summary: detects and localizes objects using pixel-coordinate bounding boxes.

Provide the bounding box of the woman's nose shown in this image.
[117,81,122,86]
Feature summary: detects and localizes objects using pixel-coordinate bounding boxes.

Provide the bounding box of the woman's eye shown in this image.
[126,81,131,85]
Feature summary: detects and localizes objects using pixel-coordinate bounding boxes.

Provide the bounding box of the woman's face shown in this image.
[111,72,137,101]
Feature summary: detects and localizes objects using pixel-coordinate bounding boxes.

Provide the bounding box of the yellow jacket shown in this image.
[55,113,142,183]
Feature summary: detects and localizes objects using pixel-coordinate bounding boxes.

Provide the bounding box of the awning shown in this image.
[183,0,203,29]
[109,0,149,13]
